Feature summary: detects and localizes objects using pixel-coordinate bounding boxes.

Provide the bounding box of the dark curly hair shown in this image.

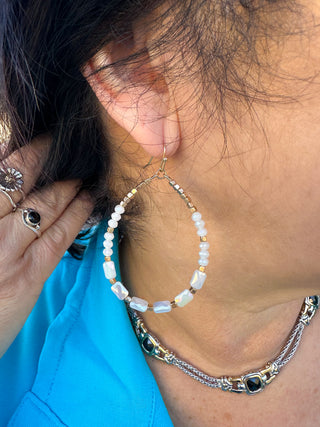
[0,0,302,255]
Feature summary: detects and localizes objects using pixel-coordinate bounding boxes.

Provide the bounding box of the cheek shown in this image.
[227,103,320,280]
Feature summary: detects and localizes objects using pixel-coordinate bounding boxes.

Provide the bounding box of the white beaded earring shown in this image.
[102,147,209,314]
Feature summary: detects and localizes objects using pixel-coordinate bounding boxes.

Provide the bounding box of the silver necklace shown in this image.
[128,296,319,395]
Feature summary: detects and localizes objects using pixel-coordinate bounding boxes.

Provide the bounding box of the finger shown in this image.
[0,137,50,218]
[25,191,94,284]
[0,180,82,256]
[0,192,93,359]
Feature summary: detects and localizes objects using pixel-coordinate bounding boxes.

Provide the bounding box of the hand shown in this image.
[0,138,94,357]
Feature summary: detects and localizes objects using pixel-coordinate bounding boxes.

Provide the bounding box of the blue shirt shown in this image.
[0,224,173,426]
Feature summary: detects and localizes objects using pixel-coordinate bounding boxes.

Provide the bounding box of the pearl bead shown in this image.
[130,297,149,312]
[111,282,129,300]
[103,261,116,279]
[104,232,114,240]
[115,205,125,214]
[103,248,113,257]
[111,212,121,221]
[199,250,209,258]
[192,212,202,222]
[103,240,113,248]
[153,301,172,313]
[199,242,209,250]
[195,220,205,229]
[190,270,207,290]
[197,228,207,237]
[198,258,209,266]
[175,289,194,307]
[108,219,118,229]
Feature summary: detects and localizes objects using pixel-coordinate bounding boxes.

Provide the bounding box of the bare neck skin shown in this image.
[118,147,320,376]
[120,220,306,376]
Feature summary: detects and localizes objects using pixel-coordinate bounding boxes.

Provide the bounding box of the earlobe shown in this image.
[82,41,180,158]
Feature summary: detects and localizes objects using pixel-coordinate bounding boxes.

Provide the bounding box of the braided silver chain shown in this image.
[128,295,319,395]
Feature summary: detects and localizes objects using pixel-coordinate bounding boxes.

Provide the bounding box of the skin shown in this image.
[1,0,320,425]
[85,0,320,424]
[0,138,93,357]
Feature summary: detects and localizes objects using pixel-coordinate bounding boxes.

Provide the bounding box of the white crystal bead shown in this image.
[190,270,207,290]
[103,261,116,279]
[153,301,172,313]
[111,212,121,221]
[103,248,113,257]
[198,258,209,267]
[104,232,114,240]
[195,220,205,229]
[108,219,118,229]
[192,212,202,222]
[115,204,125,214]
[111,282,129,300]
[130,297,149,312]
[197,228,207,237]
[199,242,210,250]
[199,250,209,258]
[175,289,194,307]
[103,240,113,248]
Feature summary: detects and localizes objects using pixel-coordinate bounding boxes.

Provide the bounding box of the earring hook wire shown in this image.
[142,145,168,176]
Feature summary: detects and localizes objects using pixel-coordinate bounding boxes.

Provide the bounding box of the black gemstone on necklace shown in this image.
[245,376,262,393]
[142,337,155,353]
[27,210,41,225]
[310,296,319,307]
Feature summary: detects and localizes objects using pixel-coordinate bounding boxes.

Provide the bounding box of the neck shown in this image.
[119,207,310,376]
[116,153,319,376]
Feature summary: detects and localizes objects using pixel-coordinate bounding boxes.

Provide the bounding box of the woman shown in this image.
[0,0,320,425]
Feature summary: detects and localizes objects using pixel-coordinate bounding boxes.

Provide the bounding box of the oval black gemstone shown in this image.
[310,296,319,307]
[245,376,262,393]
[142,337,155,353]
[27,210,41,225]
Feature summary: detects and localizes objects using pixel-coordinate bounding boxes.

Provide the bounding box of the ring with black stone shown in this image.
[18,208,41,238]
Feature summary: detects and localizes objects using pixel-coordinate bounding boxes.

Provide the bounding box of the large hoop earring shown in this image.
[102,146,210,314]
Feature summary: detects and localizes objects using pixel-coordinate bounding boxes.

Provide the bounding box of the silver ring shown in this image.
[0,188,17,211]
[0,166,24,193]
[0,166,25,205]
[18,208,41,238]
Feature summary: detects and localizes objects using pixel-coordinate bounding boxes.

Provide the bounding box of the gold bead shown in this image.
[109,278,117,284]
[190,287,197,295]
[200,236,207,242]
[105,256,111,262]
[132,188,137,194]
[199,266,206,273]
[190,206,197,213]
[107,227,114,233]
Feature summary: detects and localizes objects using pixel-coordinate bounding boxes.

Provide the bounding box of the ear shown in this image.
[82,29,180,158]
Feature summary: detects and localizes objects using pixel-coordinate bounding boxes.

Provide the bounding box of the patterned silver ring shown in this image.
[18,208,41,238]
[0,167,24,193]
[0,166,25,206]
